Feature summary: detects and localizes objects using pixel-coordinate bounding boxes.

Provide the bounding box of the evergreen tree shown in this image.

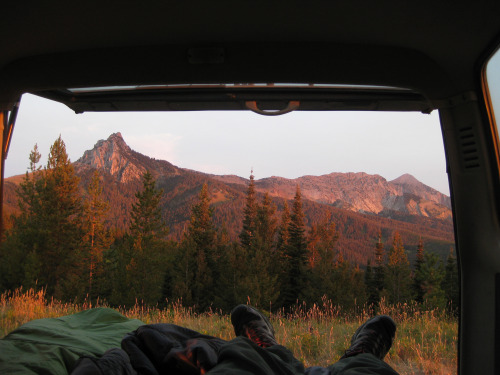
[365,260,378,308]
[442,247,459,315]
[0,144,43,290]
[209,226,241,311]
[413,237,426,303]
[280,185,308,308]
[385,232,412,304]
[417,252,446,309]
[239,172,258,250]
[188,183,216,253]
[217,242,250,310]
[126,171,168,305]
[256,192,278,249]
[306,215,339,303]
[307,215,338,269]
[247,192,279,308]
[27,136,85,299]
[369,232,385,306]
[276,200,291,257]
[331,254,366,309]
[172,183,217,310]
[82,170,112,300]
[129,171,167,246]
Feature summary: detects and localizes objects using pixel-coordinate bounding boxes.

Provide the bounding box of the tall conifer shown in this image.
[129,171,167,245]
[413,237,426,303]
[442,247,459,315]
[126,171,168,305]
[417,252,446,309]
[240,172,257,250]
[306,215,339,303]
[280,185,308,308]
[276,200,291,255]
[42,136,84,299]
[256,192,277,248]
[0,144,44,290]
[371,232,385,303]
[184,183,217,309]
[386,232,412,304]
[83,170,112,300]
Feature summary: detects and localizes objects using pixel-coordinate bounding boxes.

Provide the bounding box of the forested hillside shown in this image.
[1,135,457,313]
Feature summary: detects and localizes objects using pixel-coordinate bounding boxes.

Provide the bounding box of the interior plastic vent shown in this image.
[459,126,480,169]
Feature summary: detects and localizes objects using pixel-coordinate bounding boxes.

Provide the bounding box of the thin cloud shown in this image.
[125,133,182,165]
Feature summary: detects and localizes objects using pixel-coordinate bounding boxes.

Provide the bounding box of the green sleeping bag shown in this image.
[0,308,144,374]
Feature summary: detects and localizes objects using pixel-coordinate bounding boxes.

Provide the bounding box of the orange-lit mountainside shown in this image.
[3,133,454,265]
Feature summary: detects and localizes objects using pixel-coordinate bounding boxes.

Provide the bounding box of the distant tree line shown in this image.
[0,137,459,315]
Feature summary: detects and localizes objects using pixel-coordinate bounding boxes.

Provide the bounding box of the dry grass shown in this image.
[1,289,457,374]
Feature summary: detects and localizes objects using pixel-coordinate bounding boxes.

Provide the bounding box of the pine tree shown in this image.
[365,260,378,308]
[307,214,338,269]
[442,247,459,315]
[370,232,385,305]
[331,254,366,309]
[239,172,258,250]
[35,136,84,299]
[126,171,168,305]
[280,185,308,308]
[129,171,167,246]
[413,237,426,303]
[209,226,239,311]
[417,252,446,309]
[0,144,44,290]
[189,183,216,252]
[256,192,278,249]
[174,183,217,310]
[83,170,112,300]
[246,192,279,308]
[276,200,291,256]
[385,232,412,304]
[306,215,339,303]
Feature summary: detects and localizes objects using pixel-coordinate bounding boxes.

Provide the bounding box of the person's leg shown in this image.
[325,353,398,375]
[207,336,305,375]
[207,305,305,375]
[306,315,399,375]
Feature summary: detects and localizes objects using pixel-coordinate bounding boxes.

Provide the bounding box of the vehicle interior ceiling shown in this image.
[1,1,500,373]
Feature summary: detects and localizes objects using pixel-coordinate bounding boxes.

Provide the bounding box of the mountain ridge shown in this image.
[212,171,451,220]
[3,133,455,265]
[74,133,451,220]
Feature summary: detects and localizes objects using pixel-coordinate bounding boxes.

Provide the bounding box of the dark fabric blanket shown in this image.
[72,323,227,375]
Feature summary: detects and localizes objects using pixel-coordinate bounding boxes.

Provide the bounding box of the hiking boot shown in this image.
[341,315,396,360]
[230,304,278,348]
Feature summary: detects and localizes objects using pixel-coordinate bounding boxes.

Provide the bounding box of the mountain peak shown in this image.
[391,173,420,186]
[75,133,144,182]
[75,133,181,183]
[390,173,451,209]
[106,132,129,149]
[109,132,124,141]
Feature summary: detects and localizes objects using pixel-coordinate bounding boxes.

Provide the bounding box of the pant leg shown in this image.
[207,337,305,375]
[325,353,399,375]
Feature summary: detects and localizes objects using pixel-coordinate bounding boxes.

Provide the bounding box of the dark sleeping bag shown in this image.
[0,308,144,374]
[72,323,227,375]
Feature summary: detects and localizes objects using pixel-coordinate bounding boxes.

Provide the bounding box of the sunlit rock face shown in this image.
[228,172,452,220]
[75,132,180,183]
[390,173,451,208]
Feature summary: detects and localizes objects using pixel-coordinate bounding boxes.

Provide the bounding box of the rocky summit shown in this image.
[75,132,181,183]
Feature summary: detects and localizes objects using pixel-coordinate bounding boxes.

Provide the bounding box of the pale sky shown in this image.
[6,94,450,195]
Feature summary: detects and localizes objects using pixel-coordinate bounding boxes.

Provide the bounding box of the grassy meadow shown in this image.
[1,288,457,375]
